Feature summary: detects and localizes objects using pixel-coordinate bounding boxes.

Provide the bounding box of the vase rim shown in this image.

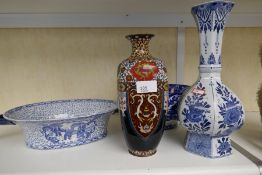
[191,0,234,10]
[126,34,154,40]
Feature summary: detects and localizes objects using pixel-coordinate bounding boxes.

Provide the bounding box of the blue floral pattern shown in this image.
[42,120,96,144]
[186,133,232,158]
[216,82,244,133]
[217,137,232,156]
[165,84,189,129]
[186,133,211,157]
[192,1,234,33]
[192,5,212,33]
[213,3,234,33]
[182,82,211,133]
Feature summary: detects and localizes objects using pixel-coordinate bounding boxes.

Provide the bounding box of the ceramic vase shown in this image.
[178,1,245,158]
[117,34,168,157]
[165,84,189,130]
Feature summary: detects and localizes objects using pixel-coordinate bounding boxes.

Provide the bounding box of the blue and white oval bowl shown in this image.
[3,99,117,150]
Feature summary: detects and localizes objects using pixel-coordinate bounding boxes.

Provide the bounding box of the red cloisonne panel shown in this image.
[127,88,163,138]
[130,61,159,81]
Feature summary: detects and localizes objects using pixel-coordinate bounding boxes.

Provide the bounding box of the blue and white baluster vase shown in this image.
[178,1,245,158]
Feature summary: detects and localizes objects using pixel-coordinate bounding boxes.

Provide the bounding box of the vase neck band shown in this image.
[199,66,222,78]
[126,34,153,58]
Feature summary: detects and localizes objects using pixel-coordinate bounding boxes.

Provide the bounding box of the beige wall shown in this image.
[0,28,177,113]
[185,27,262,112]
[0,27,260,113]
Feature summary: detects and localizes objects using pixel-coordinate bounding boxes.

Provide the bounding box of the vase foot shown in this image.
[128,149,156,157]
[185,132,232,158]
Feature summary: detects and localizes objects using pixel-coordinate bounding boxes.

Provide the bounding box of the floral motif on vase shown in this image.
[186,133,211,156]
[181,82,211,133]
[217,137,232,156]
[216,82,244,135]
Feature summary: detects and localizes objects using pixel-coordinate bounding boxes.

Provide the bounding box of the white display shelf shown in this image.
[0,0,261,27]
[232,112,262,160]
[0,112,260,175]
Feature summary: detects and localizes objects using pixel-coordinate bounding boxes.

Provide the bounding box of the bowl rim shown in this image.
[3,99,117,122]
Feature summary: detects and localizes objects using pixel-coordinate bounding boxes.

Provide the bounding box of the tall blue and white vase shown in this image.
[178,1,245,158]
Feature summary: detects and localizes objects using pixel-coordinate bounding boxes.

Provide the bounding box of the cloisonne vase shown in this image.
[117,34,168,157]
[178,1,245,158]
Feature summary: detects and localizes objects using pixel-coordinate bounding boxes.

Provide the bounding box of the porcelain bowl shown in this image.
[3,99,117,150]
[165,84,190,130]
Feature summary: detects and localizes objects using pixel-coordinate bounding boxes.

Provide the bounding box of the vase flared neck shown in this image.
[126,34,154,58]
[192,1,234,67]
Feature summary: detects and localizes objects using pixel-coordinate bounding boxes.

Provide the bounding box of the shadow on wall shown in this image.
[257,45,262,120]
